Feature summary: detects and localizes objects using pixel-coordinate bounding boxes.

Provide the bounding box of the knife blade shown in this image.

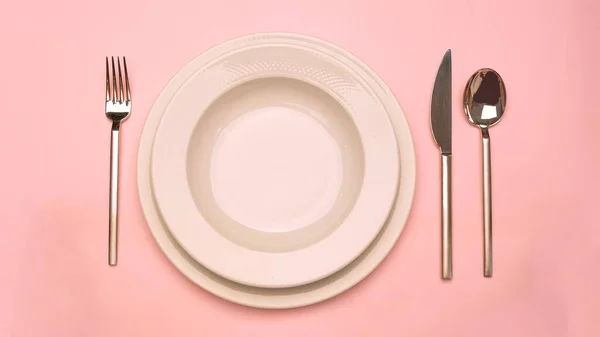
[431,49,452,154]
[431,49,453,280]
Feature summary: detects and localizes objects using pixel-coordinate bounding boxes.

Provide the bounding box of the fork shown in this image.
[105,56,131,266]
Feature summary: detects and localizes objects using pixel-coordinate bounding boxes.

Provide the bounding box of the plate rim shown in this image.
[137,32,416,309]
[149,40,401,288]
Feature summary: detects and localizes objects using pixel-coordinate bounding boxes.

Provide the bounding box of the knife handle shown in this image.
[441,154,453,280]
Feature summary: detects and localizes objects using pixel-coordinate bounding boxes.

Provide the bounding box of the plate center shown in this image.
[210,106,343,233]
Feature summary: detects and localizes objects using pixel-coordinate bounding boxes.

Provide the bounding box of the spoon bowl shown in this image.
[463,68,506,278]
[464,68,506,128]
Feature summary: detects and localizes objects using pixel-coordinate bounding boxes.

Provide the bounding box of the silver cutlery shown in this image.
[463,68,506,277]
[105,56,131,266]
[431,49,453,280]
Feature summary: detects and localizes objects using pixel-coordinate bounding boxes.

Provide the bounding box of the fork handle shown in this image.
[109,121,121,266]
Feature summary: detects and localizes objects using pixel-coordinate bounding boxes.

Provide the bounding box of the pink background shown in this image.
[1,0,599,336]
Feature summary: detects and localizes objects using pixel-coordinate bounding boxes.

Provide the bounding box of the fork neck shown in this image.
[111,121,121,132]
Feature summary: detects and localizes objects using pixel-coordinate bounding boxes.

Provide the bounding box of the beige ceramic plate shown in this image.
[150,38,400,288]
[138,33,415,308]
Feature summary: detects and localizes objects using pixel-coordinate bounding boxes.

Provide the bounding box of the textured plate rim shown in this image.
[149,40,400,288]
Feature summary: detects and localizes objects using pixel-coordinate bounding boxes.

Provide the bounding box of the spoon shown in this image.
[463,68,506,278]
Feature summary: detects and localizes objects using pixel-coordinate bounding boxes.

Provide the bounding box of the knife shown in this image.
[431,49,453,280]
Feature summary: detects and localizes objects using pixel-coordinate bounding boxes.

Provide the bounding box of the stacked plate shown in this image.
[138,33,416,308]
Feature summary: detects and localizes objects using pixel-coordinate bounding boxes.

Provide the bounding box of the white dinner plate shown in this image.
[138,33,415,308]
[150,36,400,288]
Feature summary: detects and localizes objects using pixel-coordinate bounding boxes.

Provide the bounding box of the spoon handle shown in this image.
[482,128,492,277]
[441,153,452,280]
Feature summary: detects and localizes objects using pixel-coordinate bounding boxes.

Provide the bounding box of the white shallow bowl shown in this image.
[138,33,416,308]
[150,37,400,288]
[188,77,366,252]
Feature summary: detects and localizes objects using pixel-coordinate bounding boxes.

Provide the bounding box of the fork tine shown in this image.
[105,57,110,101]
[117,57,124,103]
[123,57,131,103]
[111,57,117,103]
